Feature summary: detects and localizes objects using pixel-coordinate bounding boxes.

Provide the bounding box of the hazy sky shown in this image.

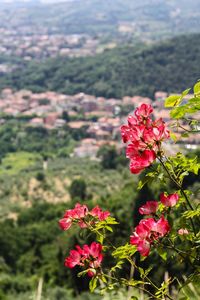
[0,0,73,3]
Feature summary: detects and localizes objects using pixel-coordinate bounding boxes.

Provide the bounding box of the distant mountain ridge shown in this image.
[0,34,199,98]
[0,0,200,36]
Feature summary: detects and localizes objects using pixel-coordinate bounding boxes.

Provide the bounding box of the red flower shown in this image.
[151,216,170,236]
[64,242,103,277]
[139,201,158,215]
[83,242,103,269]
[59,204,111,231]
[59,218,73,231]
[121,103,169,175]
[129,150,156,174]
[59,203,88,231]
[130,217,170,256]
[135,103,153,119]
[137,239,151,257]
[65,249,82,268]
[64,203,88,219]
[160,192,179,207]
[90,205,110,221]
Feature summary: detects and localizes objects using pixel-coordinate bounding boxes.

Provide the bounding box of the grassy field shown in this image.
[0,152,41,175]
[0,154,135,218]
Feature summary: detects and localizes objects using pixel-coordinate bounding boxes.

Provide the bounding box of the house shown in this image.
[29,118,44,126]
[44,113,60,126]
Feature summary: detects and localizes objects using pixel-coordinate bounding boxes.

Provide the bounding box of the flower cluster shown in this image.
[139,192,179,216]
[121,103,170,174]
[59,203,110,231]
[130,192,179,256]
[65,242,103,277]
[59,204,110,277]
[130,216,170,256]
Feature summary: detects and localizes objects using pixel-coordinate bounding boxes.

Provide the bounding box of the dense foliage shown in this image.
[0,118,88,160]
[1,34,200,97]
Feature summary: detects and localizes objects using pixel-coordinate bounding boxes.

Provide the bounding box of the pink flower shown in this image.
[90,205,110,221]
[151,216,170,237]
[129,150,156,174]
[137,239,151,257]
[64,203,88,219]
[160,192,179,207]
[86,242,103,269]
[178,228,189,235]
[59,204,111,232]
[59,218,72,231]
[59,203,88,231]
[65,249,82,268]
[135,103,153,119]
[121,104,170,175]
[64,242,103,277]
[139,201,158,215]
[130,217,170,256]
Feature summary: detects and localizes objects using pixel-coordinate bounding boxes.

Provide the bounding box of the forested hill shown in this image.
[1,34,200,98]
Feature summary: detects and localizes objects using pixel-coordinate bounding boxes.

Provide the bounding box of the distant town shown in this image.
[0,30,105,62]
[0,88,198,159]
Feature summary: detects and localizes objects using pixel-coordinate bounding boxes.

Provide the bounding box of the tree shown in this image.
[62,111,70,122]
[97,145,117,169]
[69,179,87,201]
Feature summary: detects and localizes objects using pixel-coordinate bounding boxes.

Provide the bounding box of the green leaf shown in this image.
[165,95,181,107]
[194,81,200,95]
[96,233,104,244]
[137,175,154,190]
[89,277,97,292]
[182,88,191,97]
[78,269,89,277]
[112,244,137,259]
[128,279,144,287]
[111,260,124,272]
[189,97,200,108]
[105,225,113,232]
[170,106,186,119]
[182,209,200,219]
[170,131,178,142]
[105,217,119,225]
[157,247,167,261]
[100,275,107,283]
[181,132,189,138]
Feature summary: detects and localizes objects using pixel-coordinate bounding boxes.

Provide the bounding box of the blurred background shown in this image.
[0,0,199,299]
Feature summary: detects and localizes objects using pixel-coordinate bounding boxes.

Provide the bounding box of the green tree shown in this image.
[98,145,117,169]
[62,111,70,122]
[69,179,87,200]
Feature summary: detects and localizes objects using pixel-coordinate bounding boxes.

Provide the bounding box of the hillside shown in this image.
[1,0,200,36]
[1,34,200,97]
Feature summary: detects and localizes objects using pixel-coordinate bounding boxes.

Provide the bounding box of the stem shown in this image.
[160,158,195,212]
[165,242,194,268]
[165,294,174,300]
[158,157,197,235]
[180,189,194,212]
[178,124,200,133]
[127,257,159,291]
[137,286,156,299]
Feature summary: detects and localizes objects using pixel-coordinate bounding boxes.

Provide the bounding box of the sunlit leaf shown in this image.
[165,95,181,107]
